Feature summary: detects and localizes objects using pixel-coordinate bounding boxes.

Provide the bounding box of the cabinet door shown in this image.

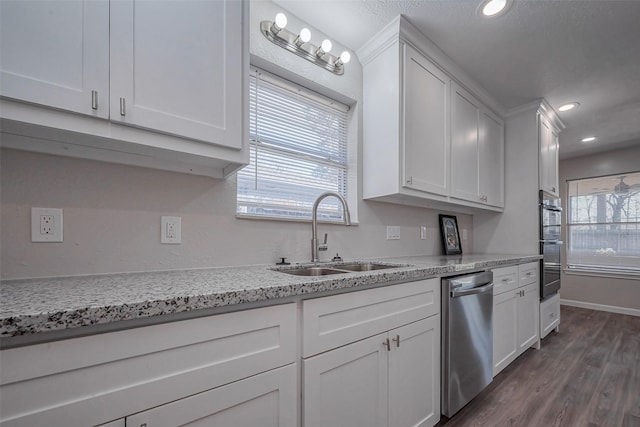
[516,282,540,353]
[304,333,387,427]
[479,109,505,207]
[450,82,481,202]
[539,114,559,196]
[110,0,245,149]
[402,44,450,196]
[126,364,297,427]
[493,291,518,376]
[388,317,440,427]
[0,0,109,118]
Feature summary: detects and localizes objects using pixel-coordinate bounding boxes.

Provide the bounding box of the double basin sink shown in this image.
[275,262,405,276]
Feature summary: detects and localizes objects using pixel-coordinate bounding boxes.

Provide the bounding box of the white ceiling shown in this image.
[272,0,640,159]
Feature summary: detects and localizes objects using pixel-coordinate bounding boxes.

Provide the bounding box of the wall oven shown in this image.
[540,190,562,298]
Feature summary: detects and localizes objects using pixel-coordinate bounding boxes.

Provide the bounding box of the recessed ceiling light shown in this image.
[558,102,580,112]
[481,0,509,17]
[581,136,597,143]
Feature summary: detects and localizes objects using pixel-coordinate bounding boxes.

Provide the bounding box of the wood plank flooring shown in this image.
[438,306,640,427]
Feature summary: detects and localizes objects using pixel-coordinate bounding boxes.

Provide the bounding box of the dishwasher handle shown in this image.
[451,282,494,298]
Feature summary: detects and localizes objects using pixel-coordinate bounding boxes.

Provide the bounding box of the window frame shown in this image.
[565,171,640,278]
[236,67,356,224]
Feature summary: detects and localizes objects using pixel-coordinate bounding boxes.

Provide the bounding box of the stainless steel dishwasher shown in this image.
[441,270,494,418]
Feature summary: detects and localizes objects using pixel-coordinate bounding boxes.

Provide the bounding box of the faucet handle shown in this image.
[319,233,328,252]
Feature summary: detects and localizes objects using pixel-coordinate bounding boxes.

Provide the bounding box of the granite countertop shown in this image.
[0,254,541,340]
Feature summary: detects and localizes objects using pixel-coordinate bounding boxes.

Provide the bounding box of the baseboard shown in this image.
[560,299,640,317]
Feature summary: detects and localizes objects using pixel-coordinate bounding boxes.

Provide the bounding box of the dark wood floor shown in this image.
[438,306,640,427]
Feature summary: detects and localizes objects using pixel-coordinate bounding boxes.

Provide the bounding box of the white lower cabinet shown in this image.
[126,364,297,427]
[304,317,440,427]
[540,293,561,339]
[303,279,441,427]
[0,303,296,427]
[492,263,540,377]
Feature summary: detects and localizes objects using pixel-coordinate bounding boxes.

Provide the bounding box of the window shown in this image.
[237,69,349,221]
[566,172,640,275]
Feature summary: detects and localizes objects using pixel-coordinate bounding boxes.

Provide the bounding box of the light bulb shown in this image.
[581,136,597,143]
[295,28,311,46]
[339,51,351,64]
[558,102,579,112]
[299,28,311,43]
[321,39,332,53]
[274,13,287,29]
[482,0,507,16]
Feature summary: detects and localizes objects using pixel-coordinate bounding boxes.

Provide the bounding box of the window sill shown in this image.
[236,213,359,226]
[564,267,640,281]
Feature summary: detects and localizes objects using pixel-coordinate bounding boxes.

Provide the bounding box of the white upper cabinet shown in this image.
[480,109,505,207]
[0,0,248,178]
[403,44,450,196]
[450,83,481,202]
[110,0,243,149]
[450,82,505,208]
[539,113,560,196]
[359,16,504,213]
[0,0,109,118]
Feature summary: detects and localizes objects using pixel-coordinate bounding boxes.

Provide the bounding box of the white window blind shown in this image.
[237,69,349,221]
[566,172,640,275]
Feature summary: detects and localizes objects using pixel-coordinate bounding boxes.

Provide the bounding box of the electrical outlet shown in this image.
[420,225,427,240]
[386,226,401,240]
[32,208,63,242]
[161,216,181,244]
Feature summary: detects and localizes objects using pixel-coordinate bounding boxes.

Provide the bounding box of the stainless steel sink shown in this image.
[278,267,348,276]
[335,263,397,272]
[275,262,404,276]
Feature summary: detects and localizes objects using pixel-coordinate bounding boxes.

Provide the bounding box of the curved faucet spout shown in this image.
[311,192,351,262]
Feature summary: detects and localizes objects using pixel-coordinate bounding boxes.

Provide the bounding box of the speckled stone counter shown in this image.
[0,254,541,342]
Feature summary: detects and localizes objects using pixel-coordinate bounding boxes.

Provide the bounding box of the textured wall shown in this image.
[0,1,473,279]
[559,144,640,312]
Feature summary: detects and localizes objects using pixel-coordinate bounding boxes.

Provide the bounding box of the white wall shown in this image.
[0,1,473,279]
[559,144,640,312]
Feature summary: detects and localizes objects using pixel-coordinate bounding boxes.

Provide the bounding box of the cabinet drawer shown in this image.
[540,293,560,339]
[0,303,296,427]
[492,265,518,295]
[519,262,539,286]
[302,279,440,357]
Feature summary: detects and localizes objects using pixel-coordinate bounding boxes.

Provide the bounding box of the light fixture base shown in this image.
[260,21,345,75]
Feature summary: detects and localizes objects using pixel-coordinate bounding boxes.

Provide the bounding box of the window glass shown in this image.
[237,69,349,221]
[566,172,640,274]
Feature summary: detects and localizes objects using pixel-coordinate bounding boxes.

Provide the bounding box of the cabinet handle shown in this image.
[526,272,532,276]
[120,97,126,116]
[91,90,98,110]
[383,338,391,351]
[552,187,556,193]
[392,334,400,348]
[406,177,413,185]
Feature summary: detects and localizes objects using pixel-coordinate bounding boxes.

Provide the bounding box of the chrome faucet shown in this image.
[311,192,351,262]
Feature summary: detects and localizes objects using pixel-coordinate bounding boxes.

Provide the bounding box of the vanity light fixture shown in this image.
[480,0,510,17]
[260,13,350,75]
[581,136,597,143]
[558,102,580,112]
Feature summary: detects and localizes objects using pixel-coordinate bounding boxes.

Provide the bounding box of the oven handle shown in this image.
[541,205,563,212]
[540,240,564,244]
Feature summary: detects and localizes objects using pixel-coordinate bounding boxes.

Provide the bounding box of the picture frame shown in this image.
[439,214,462,255]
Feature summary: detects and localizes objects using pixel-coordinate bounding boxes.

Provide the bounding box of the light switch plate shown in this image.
[31,208,63,242]
[161,216,181,244]
[420,225,427,240]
